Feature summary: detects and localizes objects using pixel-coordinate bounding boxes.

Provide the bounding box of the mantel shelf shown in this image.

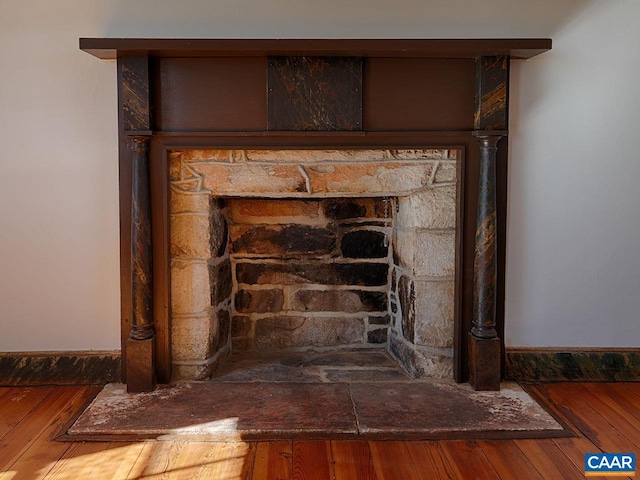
[80,38,551,60]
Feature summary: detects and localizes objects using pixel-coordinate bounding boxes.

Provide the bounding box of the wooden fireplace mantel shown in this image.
[80,38,550,60]
[80,38,550,392]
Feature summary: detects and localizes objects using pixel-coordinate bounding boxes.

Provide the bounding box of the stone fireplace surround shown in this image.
[80,38,551,392]
[169,148,458,380]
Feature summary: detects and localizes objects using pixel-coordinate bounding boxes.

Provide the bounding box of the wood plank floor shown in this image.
[0,382,638,479]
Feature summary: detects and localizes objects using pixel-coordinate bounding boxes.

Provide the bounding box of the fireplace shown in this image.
[169,148,458,380]
[80,38,551,392]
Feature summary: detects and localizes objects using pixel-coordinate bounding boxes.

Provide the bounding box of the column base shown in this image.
[125,336,156,393]
[468,334,501,391]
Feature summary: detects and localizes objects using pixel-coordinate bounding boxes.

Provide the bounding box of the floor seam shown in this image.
[346,383,361,435]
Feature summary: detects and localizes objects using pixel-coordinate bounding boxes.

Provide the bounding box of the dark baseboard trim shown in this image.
[0,351,121,386]
[505,348,640,382]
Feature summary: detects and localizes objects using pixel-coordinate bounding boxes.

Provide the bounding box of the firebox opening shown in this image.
[169,149,458,382]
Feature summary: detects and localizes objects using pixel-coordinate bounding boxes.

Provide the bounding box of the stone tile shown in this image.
[433,161,457,184]
[254,317,366,349]
[231,315,252,337]
[340,230,388,258]
[306,163,433,196]
[235,289,285,313]
[323,198,383,220]
[398,275,415,344]
[228,198,321,223]
[397,185,456,229]
[291,290,387,313]
[235,262,389,287]
[414,231,455,277]
[367,327,388,344]
[210,209,229,258]
[171,315,217,362]
[170,214,211,259]
[210,259,232,306]
[349,381,562,435]
[230,225,337,255]
[171,262,211,314]
[414,281,455,349]
[393,229,415,272]
[69,382,358,438]
[277,350,398,369]
[170,191,211,214]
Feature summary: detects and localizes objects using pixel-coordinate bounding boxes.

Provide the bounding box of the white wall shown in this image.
[0,0,637,351]
[507,1,640,346]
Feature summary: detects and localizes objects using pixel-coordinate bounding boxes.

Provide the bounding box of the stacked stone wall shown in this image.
[228,197,392,351]
[168,148,458,380]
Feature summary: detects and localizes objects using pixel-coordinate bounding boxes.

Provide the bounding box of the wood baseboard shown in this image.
[505,348,640,382]
[0,351,121,386]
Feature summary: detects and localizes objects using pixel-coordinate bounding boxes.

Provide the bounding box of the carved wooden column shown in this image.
[469,56,509,391]
[119,55,156,392]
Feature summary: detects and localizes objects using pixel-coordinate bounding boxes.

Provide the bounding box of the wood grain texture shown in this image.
[368,441,419,480]
[253,441,293,480]
[80,38,552,61]
[505,349,640,382]
[439,440,500,480]
[474,56,509,131]
[404,442,457,479]
[0,353,119,386]
[330,441,377,480]
[478,440,544,479]
[291,441,332,480]
[119,56,151,132]
[268,56,362,131]
[2,383,640,479]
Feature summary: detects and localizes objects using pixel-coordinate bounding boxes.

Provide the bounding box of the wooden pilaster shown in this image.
[469,55,509,391]
[118,55,156,392]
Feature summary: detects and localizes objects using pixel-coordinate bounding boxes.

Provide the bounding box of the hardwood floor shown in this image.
[0,382,638,479]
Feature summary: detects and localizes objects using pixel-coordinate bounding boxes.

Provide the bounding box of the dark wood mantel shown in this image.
[81,38,550,60]
[81,38,550,392]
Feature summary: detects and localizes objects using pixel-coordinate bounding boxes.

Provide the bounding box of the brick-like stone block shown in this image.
[170,191,211,214]
[398,275,415,344]
[323,198,379,220]
[415,231,455,277]
[368,327,388,344]
[414,281,455,349]
[229,199,321,223]
[397,185,456,230]
[230,225,336,255]
[172,362,218,382]
[171,315,216,361]
[216,308,231,351]
[210,209,229,258]
[388,330,453,379]
[232,315,253,337]
[340,230,388,258]
[433,161,457,184]
[291,289,388,313]
[171,261,211,314]
[210,259,233,307]
[170,214,211,259]
[306,163,434,196]
[235,262,389,287]
[369,314,391,325]
[235,289,285,313]
[393,229,415,272]
[254,316,365,349]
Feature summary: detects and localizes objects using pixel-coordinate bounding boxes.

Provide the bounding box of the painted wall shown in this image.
[0,0,637,351]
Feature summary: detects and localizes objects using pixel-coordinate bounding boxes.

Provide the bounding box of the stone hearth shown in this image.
[169,149,457,380]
